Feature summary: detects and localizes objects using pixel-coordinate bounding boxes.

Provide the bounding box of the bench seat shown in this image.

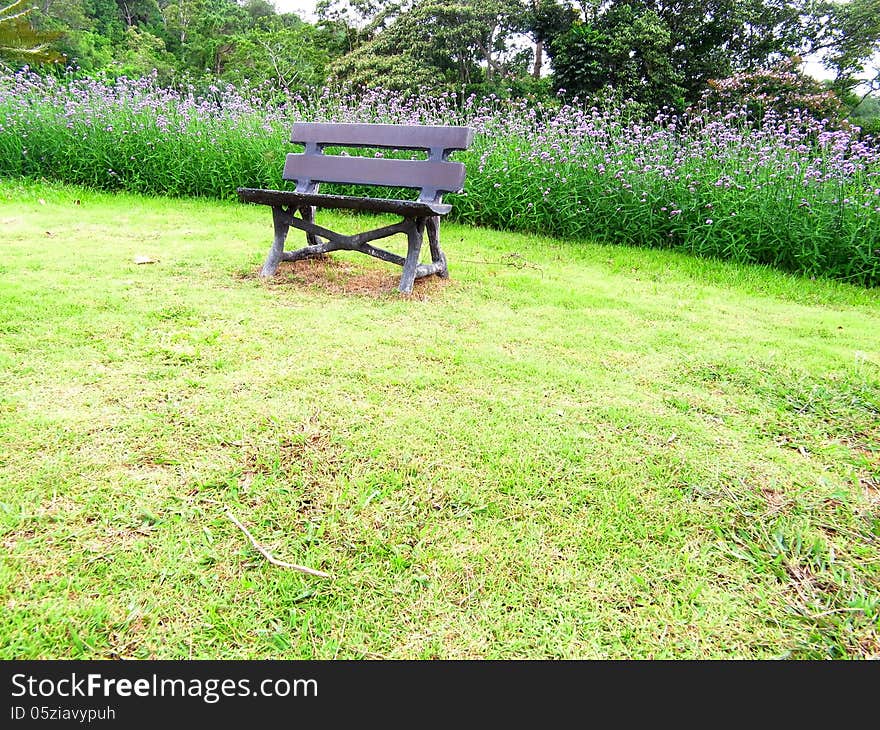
[237,188,452,217]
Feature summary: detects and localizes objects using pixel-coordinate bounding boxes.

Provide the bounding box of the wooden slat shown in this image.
[282,154,466,194]
[237,188,453,216]
[291,123,473,152]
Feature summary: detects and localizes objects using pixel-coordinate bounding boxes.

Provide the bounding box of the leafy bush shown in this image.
[702,58,846,128]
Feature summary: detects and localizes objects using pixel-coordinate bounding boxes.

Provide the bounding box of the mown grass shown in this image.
[1,180,878,659]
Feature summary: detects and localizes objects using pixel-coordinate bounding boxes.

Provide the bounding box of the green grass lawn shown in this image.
[1,179,878,659]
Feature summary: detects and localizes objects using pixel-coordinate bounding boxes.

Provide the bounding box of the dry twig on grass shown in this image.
[462,252,543,276]
[225,507,331,579]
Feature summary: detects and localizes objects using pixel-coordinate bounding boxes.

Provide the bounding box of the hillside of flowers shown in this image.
[1,71,879,285]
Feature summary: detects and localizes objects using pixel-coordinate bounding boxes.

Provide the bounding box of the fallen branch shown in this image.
[461,252,543,277]
[225,507,330,579]
[500,253,542,273]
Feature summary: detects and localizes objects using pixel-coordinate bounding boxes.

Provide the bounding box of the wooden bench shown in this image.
[237,122,474,293]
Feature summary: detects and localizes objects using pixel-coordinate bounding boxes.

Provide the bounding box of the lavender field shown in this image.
[2,71,879,285]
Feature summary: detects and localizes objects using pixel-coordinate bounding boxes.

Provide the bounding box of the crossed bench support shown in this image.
[259,203,447,294]
[238,123,473,294]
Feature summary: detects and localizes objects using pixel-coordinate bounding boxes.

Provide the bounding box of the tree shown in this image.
[221,22,330,93]
[549,4,686,109]
[543,0,816,110]
[112,24,177,79]
[316,0,402,31]
[160,0,206,50]
[116,0,159,28]
[328,0,529,93]
[526,0,577,78]
[156,0,248,73]
[31,0,121,71]
[88,0,125,39]
[315,0,384,55]
[817,0,880,103]
[0,0,65,67]
[242,0,274,24]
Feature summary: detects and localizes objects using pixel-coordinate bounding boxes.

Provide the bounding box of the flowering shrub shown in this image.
[1,71,879,285]
[702,58,845,128]
[0,72,287,197]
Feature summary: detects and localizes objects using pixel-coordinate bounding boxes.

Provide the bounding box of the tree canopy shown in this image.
[2,0,877,121]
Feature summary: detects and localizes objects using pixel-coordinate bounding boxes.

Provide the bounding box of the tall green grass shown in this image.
[1,72,879,284]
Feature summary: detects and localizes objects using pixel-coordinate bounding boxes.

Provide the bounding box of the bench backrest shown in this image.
[283,123,474,203]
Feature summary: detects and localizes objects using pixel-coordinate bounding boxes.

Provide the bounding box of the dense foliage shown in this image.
[0,0,64,67]
[22,0,341,90]
[2,71,878,284]
[0,1,873,119]
[546,0,809,109]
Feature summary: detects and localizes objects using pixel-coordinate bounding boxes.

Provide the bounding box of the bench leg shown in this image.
[425,215,448,278]
[260,206,290,278]
[300,205,323,246]
[399,218,425,294]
